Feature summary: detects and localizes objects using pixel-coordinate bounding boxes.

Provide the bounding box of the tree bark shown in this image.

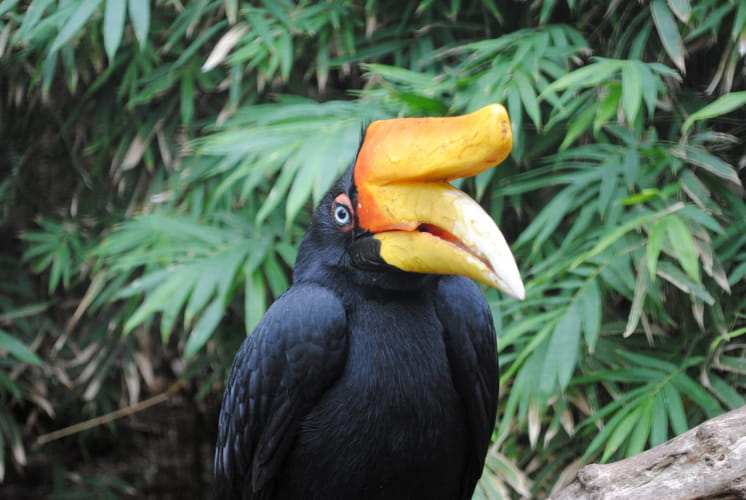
[549,405,746,500]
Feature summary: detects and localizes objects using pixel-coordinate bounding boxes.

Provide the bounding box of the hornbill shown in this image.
[214,104,525,500]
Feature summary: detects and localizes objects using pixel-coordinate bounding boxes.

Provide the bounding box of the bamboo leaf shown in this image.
[0,371,22,399]
[584,400,638,461]
[650,393,669,446]
[224,0,237,23]
[559,102,595,151]
[277,31,293,81]
[0,330,43,366]
[516,186,578,251]
[515,71,541,128]
[159,267,199,342]
[682,91,746,133]
[684,3,736,42]
[48,249,63,293]
[507,85,525,160]
[572,203,684,269]
[285,133,334,225]
[185,244,248,324]
[184,298,224,359]
[656,261,714,304]
[580,279,601,351]
[680,171,719,217]
[621,62,641,125]
[594,82,621,134]
[637,63,659,117]
[708,375,745,410]
[245,269,266,334]
[103,0,126,61]
[256,158,299,224]
[671,373,721,418]
[484,452,532,497]
[0,302,53,322]
[626,397,654,457]
[128,0,150,47]
[541,301,582,394]
[180,71,195,126]
[623,260,648,337]
[666,0,690,22]
[41,47,57,92]
[622,188,659,206]
[49,0,103,54]
[0,0,20,18]
[115,269,170,299]
[616,350,677,373]
[124,271,189,334]
[598,160,619,215]
[262,253,288,298]
[732,2,746,40]
[15,0,54,42]
[202,24,248,71]
[651,0,685,72]
[172,22,225,70]
[664,214,700,283]
[540,59,620,98]
[673,146,742,188]
[500,321,555,384]
[662,382,688,435]
[498,311,561,351]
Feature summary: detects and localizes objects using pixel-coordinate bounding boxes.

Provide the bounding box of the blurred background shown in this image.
[1,0,745,498]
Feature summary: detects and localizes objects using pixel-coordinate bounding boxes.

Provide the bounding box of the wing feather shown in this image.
[214,283,347,499]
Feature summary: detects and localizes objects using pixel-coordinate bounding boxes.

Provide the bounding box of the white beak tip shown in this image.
[506,282,526,300]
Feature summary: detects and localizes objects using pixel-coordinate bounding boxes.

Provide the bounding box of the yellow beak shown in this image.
[353,104,525,299]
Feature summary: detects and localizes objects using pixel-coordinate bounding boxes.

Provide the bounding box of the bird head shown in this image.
[294,104,525,300]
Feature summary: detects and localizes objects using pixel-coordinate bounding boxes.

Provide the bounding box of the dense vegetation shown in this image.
[1,0,744,497]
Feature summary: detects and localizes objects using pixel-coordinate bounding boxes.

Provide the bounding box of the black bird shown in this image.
[214,104,525,500]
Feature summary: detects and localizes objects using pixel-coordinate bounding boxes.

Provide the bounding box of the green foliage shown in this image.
[0,258,50,482]
[1,0,745,496]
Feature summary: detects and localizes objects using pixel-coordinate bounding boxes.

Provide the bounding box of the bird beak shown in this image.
[353,104,525,300]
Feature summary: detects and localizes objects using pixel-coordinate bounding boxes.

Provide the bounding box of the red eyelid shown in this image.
[333,193,353,211]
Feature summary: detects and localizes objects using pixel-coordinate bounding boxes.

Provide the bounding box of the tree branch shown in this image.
[549,405,746,500]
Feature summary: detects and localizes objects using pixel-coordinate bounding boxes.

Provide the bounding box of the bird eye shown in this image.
[331,193,354,232]
[334,205,351,225]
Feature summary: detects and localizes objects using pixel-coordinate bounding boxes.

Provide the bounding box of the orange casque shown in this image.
[350,104,524,299]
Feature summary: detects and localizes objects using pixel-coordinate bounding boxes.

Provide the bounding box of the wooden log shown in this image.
[549,405,746,500]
